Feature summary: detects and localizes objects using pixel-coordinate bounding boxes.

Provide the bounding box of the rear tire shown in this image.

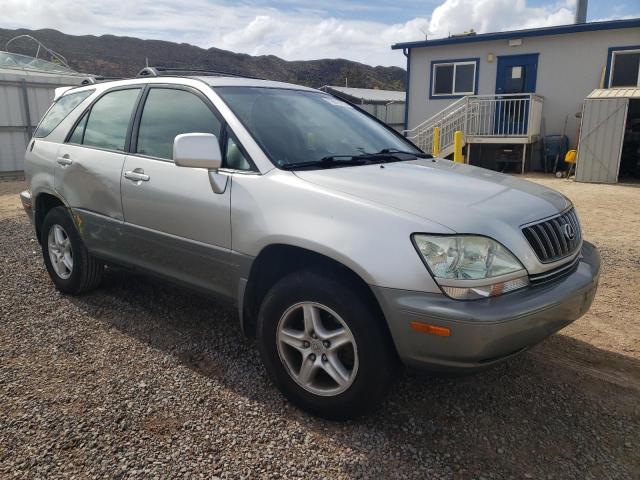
[257,270,397,420]
[41,207,103,295]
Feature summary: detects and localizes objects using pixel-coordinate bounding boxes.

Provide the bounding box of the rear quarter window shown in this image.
[34,89,94,138]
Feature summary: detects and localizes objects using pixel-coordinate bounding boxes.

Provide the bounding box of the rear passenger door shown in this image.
[120,85,234,297]
[55,87,142,221]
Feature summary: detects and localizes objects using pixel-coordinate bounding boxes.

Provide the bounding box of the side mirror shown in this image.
[173,133,222,169]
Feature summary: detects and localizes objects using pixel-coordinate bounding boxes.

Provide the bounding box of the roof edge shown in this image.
[391,18,640,50]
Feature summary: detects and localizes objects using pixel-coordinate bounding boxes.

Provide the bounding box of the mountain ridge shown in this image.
[0,27,406,90]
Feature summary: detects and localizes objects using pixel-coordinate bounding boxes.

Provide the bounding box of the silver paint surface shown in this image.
[22,75,602,372]
[54,144,126,220]
[293,159,574,275]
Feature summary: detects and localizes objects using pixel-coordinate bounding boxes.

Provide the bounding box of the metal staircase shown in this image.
[405,93,543,158]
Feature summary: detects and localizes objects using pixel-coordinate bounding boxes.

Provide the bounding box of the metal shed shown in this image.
[576,88,640,184]
[319,86,406,132]
[0,51,88,174]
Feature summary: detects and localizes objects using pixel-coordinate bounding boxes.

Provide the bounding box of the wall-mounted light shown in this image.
[487,53,495,63]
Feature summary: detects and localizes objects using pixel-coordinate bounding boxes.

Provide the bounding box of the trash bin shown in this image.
[543,135,569,173]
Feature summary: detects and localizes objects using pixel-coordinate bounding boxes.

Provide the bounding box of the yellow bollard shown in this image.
[454,130,464,163]
[432,127,440,157]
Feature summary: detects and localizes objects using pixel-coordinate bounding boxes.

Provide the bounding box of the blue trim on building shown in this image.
[429,58,480,99]
[604,45,640,87]
[403,48,411,132]
[391,18,640,50]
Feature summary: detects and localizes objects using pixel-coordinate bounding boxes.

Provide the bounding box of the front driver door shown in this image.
[120,86,234,298]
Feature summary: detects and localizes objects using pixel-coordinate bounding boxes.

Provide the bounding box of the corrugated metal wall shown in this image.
[0,69,86,173]
[360,103,406,132]
[575,97,628,184]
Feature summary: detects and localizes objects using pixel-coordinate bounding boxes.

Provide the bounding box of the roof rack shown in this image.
[80,76,123,85]
[137,66,264,80]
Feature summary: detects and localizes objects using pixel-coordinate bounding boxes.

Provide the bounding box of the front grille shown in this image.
[529,254,581,285]
[522,208,582,263]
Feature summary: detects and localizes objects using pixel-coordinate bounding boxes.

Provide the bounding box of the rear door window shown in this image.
[135,88,222,160]
[73,88,141,151]
[34,89,94,138]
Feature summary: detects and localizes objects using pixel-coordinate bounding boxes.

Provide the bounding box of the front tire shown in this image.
[257,270,397,420]
[41,207,103,295]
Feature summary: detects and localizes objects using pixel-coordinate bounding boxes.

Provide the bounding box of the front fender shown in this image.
[230,170,449,293]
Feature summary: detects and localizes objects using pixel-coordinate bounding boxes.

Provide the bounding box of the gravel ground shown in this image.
[1,177,639,479]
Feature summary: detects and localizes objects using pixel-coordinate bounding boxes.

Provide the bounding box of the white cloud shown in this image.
[428,0,575,38]
[2,0,585,67]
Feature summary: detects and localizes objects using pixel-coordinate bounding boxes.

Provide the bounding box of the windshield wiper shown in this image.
[279,156,369,170]
[279,150,432,171]
[378,148,433,158]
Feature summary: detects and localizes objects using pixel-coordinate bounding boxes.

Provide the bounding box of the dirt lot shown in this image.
[1,175,638,479]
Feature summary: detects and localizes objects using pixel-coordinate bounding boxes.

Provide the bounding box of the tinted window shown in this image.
[433,65,454,95]
[225,131,252,171]
[432,62,476,96]
[34,89,93,138]
[215,87,419,168]
[83,88,140,151]
[455,63,475,93]
[611,52,640,87]
[68,113,88,144]
[136,88,222,160]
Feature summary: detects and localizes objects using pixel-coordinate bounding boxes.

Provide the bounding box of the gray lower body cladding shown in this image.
[373,242,600,371]
[70,208,252,303]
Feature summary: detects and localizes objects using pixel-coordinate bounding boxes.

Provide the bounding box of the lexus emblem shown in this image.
[563,223,576,240]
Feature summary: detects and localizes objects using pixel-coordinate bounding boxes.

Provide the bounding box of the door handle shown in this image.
[124,170,150,182]
[56,155,73,166]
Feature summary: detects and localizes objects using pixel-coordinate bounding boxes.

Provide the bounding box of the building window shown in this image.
[431,59,478,98]
[608,48,640,88]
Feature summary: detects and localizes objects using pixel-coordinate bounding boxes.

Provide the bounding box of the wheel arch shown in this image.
[34,191,67,242]
[240,243,393,348]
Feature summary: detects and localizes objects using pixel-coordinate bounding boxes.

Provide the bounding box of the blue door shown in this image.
[495,54,538,135]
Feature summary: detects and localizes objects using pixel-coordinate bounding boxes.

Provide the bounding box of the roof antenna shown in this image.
[420,27,428,40]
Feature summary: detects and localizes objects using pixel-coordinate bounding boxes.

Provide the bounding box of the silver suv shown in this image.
[21,69,600,419]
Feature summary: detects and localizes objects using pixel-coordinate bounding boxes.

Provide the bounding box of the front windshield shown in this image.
[214,86,420,168]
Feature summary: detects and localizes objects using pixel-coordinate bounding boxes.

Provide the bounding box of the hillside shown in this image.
[0,28,405,90]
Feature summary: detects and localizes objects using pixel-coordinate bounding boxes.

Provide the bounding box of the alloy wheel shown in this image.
[47,224,73,279]
[276,302,358,396]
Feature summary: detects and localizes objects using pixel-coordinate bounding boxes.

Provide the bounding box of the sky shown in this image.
[3,0,639,67]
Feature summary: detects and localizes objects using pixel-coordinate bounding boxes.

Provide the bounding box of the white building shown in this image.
[392,17,640,179]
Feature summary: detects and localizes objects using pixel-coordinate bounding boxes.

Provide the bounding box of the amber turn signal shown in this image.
[410,321,451,337]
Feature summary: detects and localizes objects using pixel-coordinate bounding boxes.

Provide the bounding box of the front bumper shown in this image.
[20,190,35,226]
[373,242,600,371]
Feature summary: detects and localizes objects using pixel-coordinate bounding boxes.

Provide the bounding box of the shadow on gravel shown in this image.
[66,266,640,479]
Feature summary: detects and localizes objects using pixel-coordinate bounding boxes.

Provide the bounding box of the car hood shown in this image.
[293,159,571,234]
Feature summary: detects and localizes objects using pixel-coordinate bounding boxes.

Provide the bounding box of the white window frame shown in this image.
[608,49,640,88]
[431,61,477,97]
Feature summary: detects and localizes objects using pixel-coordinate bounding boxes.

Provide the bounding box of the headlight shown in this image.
[413,235,529,300]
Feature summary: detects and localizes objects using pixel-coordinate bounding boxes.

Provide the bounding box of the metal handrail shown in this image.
[406,93,544,155]
[404,96,467,134]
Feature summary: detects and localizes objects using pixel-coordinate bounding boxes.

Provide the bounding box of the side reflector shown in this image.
[410,321,451,337]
